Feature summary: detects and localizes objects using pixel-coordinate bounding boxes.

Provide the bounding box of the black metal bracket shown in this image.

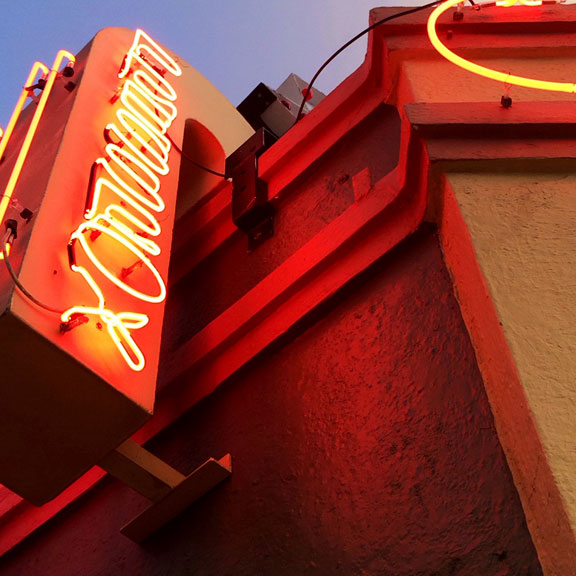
[225,128,277,250]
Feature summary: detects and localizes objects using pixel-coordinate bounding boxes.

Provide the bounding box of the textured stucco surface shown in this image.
[449,171,576,531]
[0,228,541,575]
[161,105,400,356]
[404,57,576,104]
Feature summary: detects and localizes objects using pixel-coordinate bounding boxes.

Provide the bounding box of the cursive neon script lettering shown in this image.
[62,30,181,371]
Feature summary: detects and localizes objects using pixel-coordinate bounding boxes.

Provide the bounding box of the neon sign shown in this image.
[427,0,576,93]
[61,30,181,372]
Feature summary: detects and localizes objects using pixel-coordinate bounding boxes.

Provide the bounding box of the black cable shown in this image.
[295,0,442,123]
[165,132,228,178]
[2,231,63,314]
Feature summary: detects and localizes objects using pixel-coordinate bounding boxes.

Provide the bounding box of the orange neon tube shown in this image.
[85,167,163,250]
[61,264,148,371]
[98,210,161,256]
[118,29,182,80]
[112,109,171,173]
[106,142,163,201]
[95,156,165,214]
[106,122,169,176]
[71,218,167,304]
[427,0,576,93]
[63,28,181,371]
[0,51,75,259]
[120,78,177,135]
[131,62,179,102]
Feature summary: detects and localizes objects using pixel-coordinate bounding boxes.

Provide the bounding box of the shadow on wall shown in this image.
[175,118,226,219]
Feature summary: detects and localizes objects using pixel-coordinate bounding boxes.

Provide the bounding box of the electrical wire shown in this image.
[2,230,63,314]
[295,0,443,123]
[165,132,228,178]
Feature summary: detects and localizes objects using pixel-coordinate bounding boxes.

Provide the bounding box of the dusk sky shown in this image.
[0,1,422,129]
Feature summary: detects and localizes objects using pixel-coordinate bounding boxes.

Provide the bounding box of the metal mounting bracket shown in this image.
[99,439,231,543]
[225,127,277,249]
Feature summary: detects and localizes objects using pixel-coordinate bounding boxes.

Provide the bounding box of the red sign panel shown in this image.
[0,27,252,504]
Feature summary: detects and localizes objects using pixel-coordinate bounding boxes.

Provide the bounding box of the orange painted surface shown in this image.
[61,29,181,372]
[0,26,252,506]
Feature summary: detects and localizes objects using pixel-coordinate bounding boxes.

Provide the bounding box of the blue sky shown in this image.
[0,1,420,129]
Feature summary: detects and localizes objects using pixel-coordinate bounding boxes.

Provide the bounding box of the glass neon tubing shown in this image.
[111,109,171,173]
[0,62,50,254]
[120,78,177,134]
[106,142,163,202]
[61,264,148,371]
[0,52,75,219]
[427,0,576,93]
[118,29,182,80]
[0,62,49,165]
[86,173,163,255]
[95,157,165,214]
[63,29,181,370]
[71,218,166,304]
[0,52,75,260]
[105,123,169,176]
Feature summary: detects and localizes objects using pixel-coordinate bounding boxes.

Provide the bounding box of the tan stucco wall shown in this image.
[403,56,576,103]
[447,171,576,527]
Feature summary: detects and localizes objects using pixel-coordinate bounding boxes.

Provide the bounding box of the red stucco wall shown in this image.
[0,227,541,575]
[161,104,400,355]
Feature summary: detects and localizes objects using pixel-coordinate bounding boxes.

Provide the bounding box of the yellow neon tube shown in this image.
[105,143,164,207]
[0,62,50,233]
[0,62,49,164]
[95,157,164,214]
[427,0,576,93]
[132,63,178,102]
[114,109,171,173]
[106,122,169,176]
[120,78,177,134]
[0,51,75,259]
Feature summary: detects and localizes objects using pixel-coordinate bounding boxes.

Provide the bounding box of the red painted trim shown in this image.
[137,135,430,442]
[0,469,105,556]
[169,66,387,288]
